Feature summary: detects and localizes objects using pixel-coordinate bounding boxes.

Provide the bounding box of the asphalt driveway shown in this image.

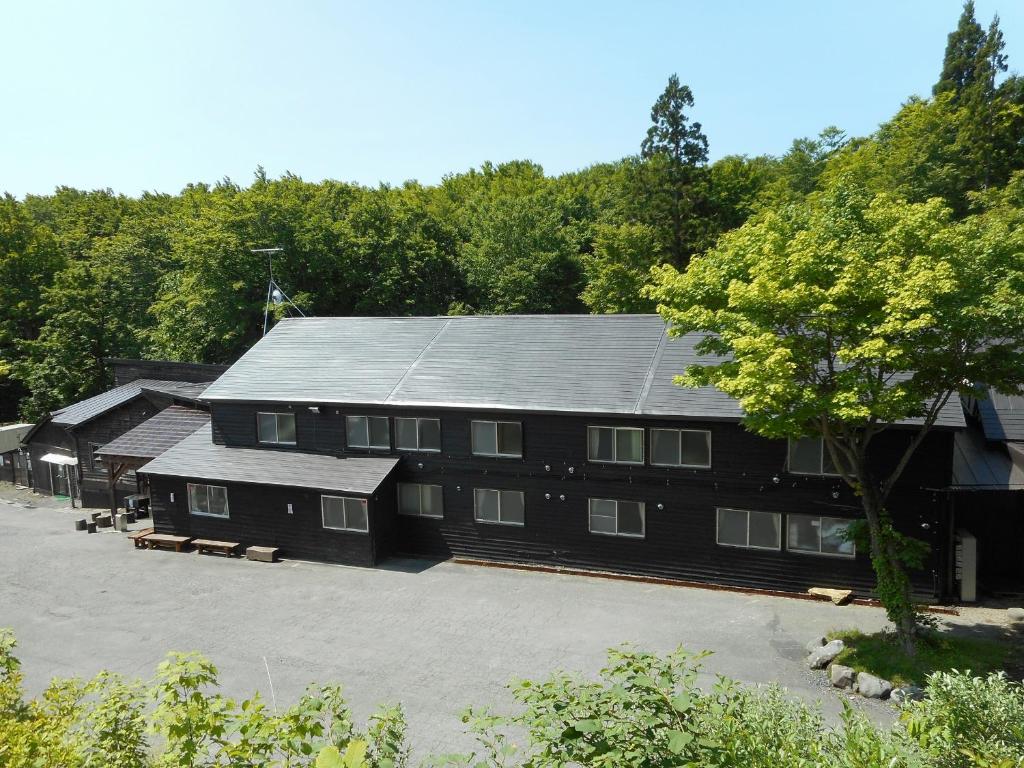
[0,486,920,755]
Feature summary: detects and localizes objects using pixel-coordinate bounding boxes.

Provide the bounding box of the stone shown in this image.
[856,672,893,699]
[830,663,856,689]
[891,685,925,704]
[1008,607,1024,623]
[246,545,280,563]
[808,587,854,605]
[807,639,845,669]
[805,636,827,653]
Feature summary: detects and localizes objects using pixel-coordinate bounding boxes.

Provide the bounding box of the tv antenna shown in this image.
[252,247,306,336]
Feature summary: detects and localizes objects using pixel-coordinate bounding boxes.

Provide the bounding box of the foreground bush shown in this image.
[2,629,1022,768]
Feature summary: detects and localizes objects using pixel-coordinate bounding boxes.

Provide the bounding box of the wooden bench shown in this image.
[128,527,155,548]
[142,533,191,552]
[193,538,241,557]
[246,545,280,563]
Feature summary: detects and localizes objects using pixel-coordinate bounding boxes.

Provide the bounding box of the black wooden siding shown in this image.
[150,474,397,566]
[111,359,228,387]
[26,421,76,496]
[184,402,956,596]
[72,397,155,508]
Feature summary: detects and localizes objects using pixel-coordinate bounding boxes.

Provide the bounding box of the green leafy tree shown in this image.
[580,222,660,313]
[646,180,1024,653]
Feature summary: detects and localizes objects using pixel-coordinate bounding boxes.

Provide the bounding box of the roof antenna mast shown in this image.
[252,247,306,336]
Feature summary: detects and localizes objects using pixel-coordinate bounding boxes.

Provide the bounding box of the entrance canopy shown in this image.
[40,452,76,466]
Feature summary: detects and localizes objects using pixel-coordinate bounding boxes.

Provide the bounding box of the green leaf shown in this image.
[667,729,693,754]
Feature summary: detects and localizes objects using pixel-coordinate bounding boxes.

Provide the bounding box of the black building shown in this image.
[22,360,228,508]
[141,315,967,599]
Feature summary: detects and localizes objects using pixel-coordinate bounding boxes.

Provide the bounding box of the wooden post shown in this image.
[108,461,117,516]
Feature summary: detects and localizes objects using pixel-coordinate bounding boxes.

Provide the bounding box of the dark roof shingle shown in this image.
[139,423,399,495]
[198,316,965,427]
[95,406,210,460]
[51,379,207,427]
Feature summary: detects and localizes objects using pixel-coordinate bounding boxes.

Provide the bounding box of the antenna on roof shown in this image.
[252,247,306,336]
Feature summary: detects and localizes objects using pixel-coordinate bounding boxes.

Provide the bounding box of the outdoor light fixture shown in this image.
[545,493,551,499]
[308,406,320,415]
[559,494,565,501]
[568,466,574,474]
[657,503,664,510]
[772,474,780,484]
[169,492,175,502]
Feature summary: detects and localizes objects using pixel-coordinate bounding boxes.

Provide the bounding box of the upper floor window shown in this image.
[398,482,443,518]
[471,420,522,458]
[90,442,105,471]
[650,428,711,468]
[188,483,229,519]
[395,418,441,452]
[322,495,368,533]
[587,426,643,464]
[346,415,390,450]
[787,437,839,476]
[473,488,525,526]
[788,514,855,558]
[716,507,780,550]
[588,498,645,538]
[258,412,296,445]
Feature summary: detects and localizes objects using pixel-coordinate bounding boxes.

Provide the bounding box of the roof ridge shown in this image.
[383,318,452,404]
[634,325,671,414]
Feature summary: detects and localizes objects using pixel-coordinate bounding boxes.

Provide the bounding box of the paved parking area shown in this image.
[0,487,932,754]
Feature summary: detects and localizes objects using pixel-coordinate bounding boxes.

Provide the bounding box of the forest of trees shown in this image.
[1,2,1022,422]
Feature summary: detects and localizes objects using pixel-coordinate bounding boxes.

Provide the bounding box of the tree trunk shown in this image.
[859,483,919,656]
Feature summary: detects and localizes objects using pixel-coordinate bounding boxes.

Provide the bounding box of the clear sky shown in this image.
[3,1,1021,198]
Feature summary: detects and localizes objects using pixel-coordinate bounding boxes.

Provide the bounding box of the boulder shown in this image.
[856,672,893,699]
[1008,607,1024,623]
[805,636,827,653]
[891,685,925,704]
[830,664,856,689]
[807,639,845,669]
[808,587,854,605]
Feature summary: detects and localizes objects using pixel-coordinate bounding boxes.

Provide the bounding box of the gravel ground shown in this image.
[1,483,1017,756]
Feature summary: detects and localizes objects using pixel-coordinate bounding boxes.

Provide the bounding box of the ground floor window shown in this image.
[588,498,645,538]
[787,514,855,557]
[398,483,443,518]
[321,495,369,532]
[188,483,229,518]
[473,488,525,526]
[716,507,781,550]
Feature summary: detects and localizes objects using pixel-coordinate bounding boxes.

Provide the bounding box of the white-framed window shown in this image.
[471,421,522,458]
[716,507,781,550]
[346,415,390,450]
[587,426,644,464]
[321,495,369,533]
[473,488,525,526]
[588,498,645,538]
[398,483,443,518]
[188,483,230,518]
[650,428,711,468]
[90,442,105,471]
[787,514,856,558]
[395,418,441,452]
[257,412,297,445]
[787,437,839,476]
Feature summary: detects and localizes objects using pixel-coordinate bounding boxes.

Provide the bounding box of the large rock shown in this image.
[807,639,845,669]
[1008,607,1024,623]
[805,636,827,653]
[891,685,925,704]
[830,664,856,689]
[856,672,893,699]
[808,587,854,605]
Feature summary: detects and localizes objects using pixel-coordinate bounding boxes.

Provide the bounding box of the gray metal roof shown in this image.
[140,381,210,402]
[198,316,965,427]
[51,379,207,427]
[951,425,1024,490]
[975,387,1024,442]
[140,423,399,495]
[96,406,211,461]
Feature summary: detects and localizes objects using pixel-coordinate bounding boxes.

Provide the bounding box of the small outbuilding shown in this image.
[0,423,33,486]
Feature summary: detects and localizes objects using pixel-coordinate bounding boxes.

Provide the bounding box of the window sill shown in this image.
[474,519,525,527]
[589,530,645,539]
[786,547,856,559]
[190,511,230,519]
[715,541,782,552]
[322,526,370,534]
